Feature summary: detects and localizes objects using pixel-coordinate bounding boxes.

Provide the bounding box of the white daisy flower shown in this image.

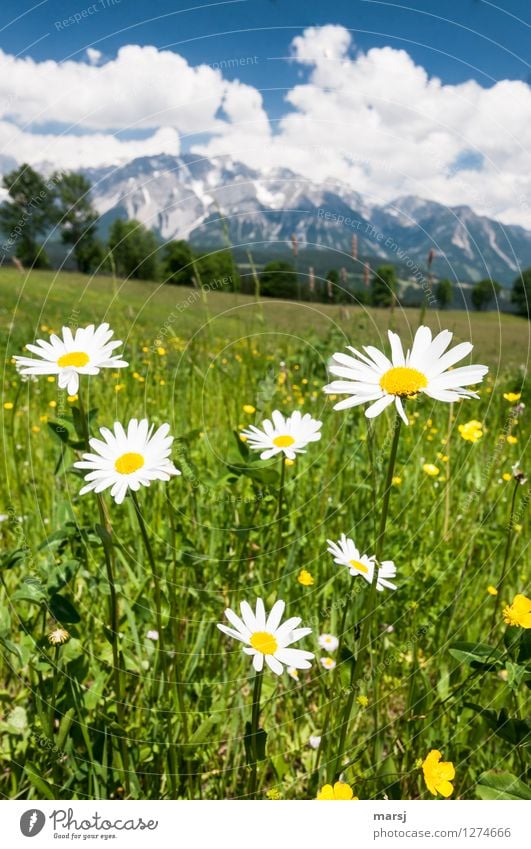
[217,598,314,676]
[74,418,181,505]
[323,325,488,425]
[327,534,397,592]
[287,666,299,680]
[240,410,322,460]
[14,323,128,396]
[318,633,339,652]
[320,657,336,670]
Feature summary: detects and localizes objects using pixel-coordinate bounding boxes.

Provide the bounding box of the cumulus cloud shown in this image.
[1,28,531,227]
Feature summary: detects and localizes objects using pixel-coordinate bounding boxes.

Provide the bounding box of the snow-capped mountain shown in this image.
[84,153,531,285]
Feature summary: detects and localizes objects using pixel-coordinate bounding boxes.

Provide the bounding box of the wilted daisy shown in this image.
[327,534,397,592]
[48,627,70,646]
[217,598,314,676]
[324,326,488,425]
[74,418,180,505]
[318,633,339,652]
[14,323,128,395]
[240,410,322,460]
[422,749,455,798]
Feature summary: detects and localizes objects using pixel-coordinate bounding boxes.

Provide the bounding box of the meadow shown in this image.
[0,267,529,801]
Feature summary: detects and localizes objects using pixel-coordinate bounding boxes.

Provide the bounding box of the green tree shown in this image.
[471,278,501,311]
[371,264,397,307]
[0,164,57,267]
[193,249,237,291]
[260,260,297,299]
[108,218,159,280]
[511,268,531,318]
[55,172,103,273]
[161,240,195,286]
[436,278,453,309]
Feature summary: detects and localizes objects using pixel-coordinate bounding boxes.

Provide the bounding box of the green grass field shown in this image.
[0,268,529,801]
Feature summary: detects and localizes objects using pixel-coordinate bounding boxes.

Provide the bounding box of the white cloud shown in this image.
[1,29,531,227]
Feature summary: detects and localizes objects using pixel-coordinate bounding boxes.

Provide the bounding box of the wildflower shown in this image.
[266,789,281,800]
[309,735,321,749]
[14,323,128,395]
[3,402,13,410]
[297,569,314,586]
[506,435,518,445]
[67,395,78,403]
[392,475,402,486]
[503,392,521,403]
[327,534,397,592]
[48,627,70,646]
[318,634,339,651]
[287,666,299,680]
[487,585,498,596]
[74,418,181,505]
[317,782,358,800]
[513,523,523,533]
[156,347,166,356]
[31,425,40,433]
[284,458,295,466]
[324,326,487,425]
[503,594,531,629]
[146,630,159,641]
[422,749,455,798]
[502,473,512,481]
[243,404,256,414]
[512,464,528,485]
[356,695,369,707]
[240,410,322,460]
[320,657,336,670]
[217,598,314,675]
[458,419,483,443]
[423,463,440,477]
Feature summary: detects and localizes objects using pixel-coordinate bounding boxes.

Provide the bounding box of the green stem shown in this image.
[77,391,131,794]
[276,455,286,554]
[130,490,165,669]
[489,480,520,635]
[248,669,263,799]
[330,411,402,781]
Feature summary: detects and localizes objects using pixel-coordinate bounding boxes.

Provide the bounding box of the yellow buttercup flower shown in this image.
[285,458,295,466]
[243,404,256,414]
[502,472,512,481]
[422,749,455,798]
[487,585,498,596]
[356,695,369,707]
[392,475,402,486]
[3,402,14,410]
[317,781,358,800]
[503,392,521,403]
[423,463,440,477]
[503,594,531,629]
[297,569,314,587]
[458,420,483,443]
[506,435,518,445]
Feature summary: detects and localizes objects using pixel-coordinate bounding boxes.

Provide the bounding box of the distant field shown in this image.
[0,268,529,371]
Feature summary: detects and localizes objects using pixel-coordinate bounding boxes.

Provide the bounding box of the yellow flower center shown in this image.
[349,559,369,574]
[114,452,145,475]
[250,631,278,655]
[380,366,428,396]
[273,434,295,448]
[57,351,90,368]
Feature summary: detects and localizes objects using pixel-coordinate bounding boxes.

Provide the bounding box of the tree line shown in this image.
[0,163,529,317]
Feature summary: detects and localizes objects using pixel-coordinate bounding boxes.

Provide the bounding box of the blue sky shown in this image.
[0,1,530,226]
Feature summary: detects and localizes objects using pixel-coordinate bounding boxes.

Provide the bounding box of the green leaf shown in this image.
[47,421,71,444]
[465,703,531,746]
[12,577,47,605]
[49,593,81,624]
[188,715,217,747]
[24,762,56,799]
[0,548,28,571]
[448,641,504,670]
[233,429,250,460]
[476,771,531,801]
[244,721,267,764]
[518,629,531,664]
